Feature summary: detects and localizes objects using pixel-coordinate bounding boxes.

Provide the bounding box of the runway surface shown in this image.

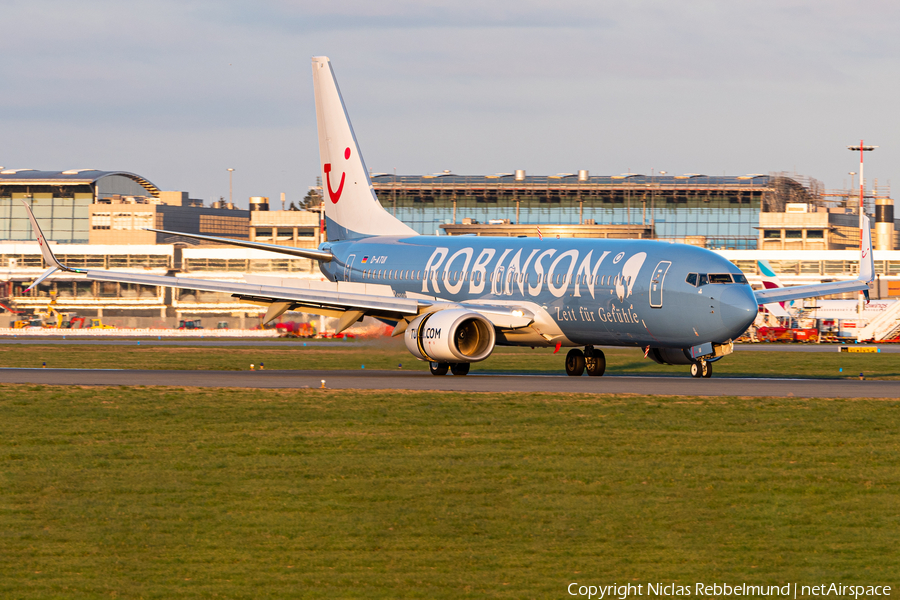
[0,338,897,352]
[0,367,895,398]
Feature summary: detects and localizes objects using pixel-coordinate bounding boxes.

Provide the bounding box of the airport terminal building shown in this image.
[1,167,899,334]
[0,169,253,245]
[370,171,898,252]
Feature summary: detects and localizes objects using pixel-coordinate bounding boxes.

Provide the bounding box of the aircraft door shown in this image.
[649,260,671,308]
[492,266,505,295]
[505,268,516,295]
[344,254,356,282]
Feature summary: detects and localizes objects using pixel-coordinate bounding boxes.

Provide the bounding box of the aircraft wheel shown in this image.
[690,362,702,378]
[702,362,713,378]
[584,347,606,377]
[429,362,450,376]
[565,349,585,376]
[450,363,470,376]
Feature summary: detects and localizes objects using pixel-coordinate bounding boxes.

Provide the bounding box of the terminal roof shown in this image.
[0,170,160,197]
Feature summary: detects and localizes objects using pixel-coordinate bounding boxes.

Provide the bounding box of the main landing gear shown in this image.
[690,360,713,378]
[565,346,606,377]
[429,362,470,376]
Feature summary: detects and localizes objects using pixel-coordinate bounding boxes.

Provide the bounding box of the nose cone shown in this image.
[719,285,758,338]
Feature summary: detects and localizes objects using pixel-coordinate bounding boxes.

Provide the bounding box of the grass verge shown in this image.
[1,384,898,598]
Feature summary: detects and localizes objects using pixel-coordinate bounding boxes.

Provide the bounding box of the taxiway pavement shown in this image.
[1,338,897,352]
[0,368,894,398]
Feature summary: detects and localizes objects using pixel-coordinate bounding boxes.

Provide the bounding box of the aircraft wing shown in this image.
[22,201,534,333]
[143,228,334,262]
[754,279,870,304]
[752,215,875,305]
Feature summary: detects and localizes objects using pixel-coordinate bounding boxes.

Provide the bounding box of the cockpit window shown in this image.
[687,272,749,286]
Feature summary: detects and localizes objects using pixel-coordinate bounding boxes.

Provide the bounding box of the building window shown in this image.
[785,230,802,239]
[200,215,249,236]
[92,212,111,230]
[806,229,824,239]
[763,230,780,239]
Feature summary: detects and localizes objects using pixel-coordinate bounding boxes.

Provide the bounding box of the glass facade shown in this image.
[0,195,92,243]
[0,171,161,244]
[374,174,768,249]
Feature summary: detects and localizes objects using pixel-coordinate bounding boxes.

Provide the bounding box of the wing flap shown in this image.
[83,269,420,316]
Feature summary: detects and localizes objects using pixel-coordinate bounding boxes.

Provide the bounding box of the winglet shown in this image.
[22,200,63,269]
[21,200,79,282]
[25,266,59,293]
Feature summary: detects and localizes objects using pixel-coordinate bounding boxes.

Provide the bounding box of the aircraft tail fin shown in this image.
[312,56,416,241]
[757,260,790,316]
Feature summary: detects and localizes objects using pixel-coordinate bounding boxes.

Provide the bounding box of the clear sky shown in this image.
[2,0,898,209]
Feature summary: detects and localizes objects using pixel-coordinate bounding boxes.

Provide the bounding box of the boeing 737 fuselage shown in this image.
[319,234,757,349]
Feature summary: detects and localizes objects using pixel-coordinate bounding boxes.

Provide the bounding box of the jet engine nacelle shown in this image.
[404,309,496,363]
[646,347,694,365]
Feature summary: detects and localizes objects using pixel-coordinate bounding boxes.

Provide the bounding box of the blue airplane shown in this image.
[22,56,875,378]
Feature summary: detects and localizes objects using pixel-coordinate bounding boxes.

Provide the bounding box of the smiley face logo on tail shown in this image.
[324,147,351,204]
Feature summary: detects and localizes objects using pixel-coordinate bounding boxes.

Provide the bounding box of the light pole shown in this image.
[652,171,666,233]
[847,143,877,321]
[227,168,235,206]
[848,171,856,197]
[847,142,876,232]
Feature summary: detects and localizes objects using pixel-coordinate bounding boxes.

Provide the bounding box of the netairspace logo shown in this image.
[566,582,893,599]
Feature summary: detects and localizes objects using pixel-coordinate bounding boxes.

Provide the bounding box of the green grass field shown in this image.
[2,384,899,598]
[2,340,900,379]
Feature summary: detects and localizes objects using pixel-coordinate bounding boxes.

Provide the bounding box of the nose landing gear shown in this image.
[690,360,712,378]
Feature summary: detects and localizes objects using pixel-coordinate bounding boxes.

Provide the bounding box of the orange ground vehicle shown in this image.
[275,321,317,338]
[67,317,115,329]
[756,326,819,343]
